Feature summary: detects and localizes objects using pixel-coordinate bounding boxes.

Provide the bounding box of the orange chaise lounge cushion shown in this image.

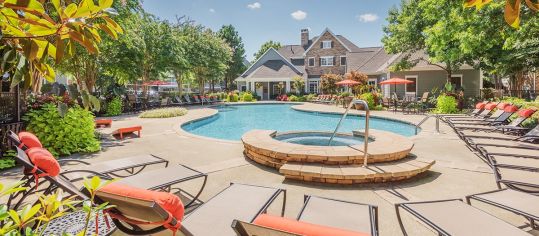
[504,105,519,113]
[518,109,536,118]
[26,147,60,177]
[98,183,184,231]
[18,132,43,149]
[253,214,371,236]
[475,103,486,109]
[484,103,497,110]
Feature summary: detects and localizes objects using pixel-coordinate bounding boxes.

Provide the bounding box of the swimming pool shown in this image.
[181,104,417,140]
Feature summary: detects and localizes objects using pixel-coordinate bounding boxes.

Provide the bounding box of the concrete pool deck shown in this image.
[1,102,537,235]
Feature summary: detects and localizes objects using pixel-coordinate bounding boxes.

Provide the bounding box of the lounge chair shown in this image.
[450,104,519,128]
[489,158,539,194]
[9,146,207,211]
[233,195,378,236]
[395,199,531,236]
[456,122,538,141]
[466,189,539,230]
[478,146,539,160]
[468,137,539,150]
[452,108,536,134]
[441,101,488,120]
[192,95,203,105]
[182,95,193,105]
[160,97,169,107]
[97,183,285,236]
[170,96,184,106]
[447,102,500,123]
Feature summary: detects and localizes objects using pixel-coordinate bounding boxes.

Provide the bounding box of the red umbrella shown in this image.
[379,78,414,85]
[336,79,361,86]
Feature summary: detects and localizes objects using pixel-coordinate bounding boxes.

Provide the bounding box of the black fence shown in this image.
[0,92,26,124]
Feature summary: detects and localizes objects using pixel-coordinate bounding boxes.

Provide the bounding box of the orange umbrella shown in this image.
[379,78,414,85]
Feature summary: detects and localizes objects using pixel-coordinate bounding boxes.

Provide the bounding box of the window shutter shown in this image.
[333,57,336,65]
[331,41,334,48]
[320,42,323,48]
[319,57,321,66]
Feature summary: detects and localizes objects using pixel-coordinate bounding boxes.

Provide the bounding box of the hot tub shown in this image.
[273,131,370,146]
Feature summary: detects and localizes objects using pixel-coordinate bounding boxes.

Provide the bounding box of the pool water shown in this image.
[275,133,366,146]
[182,104,417,141]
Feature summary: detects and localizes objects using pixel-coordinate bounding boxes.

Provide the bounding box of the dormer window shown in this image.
[322,40,332,49]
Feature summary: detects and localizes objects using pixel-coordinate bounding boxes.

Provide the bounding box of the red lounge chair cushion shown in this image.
[496,103,509,110]
[484,103,497,110]
[518,109,536,118]
[26,147,60,177]
[475,103,486,109]
[504,105,519,113]
[18,132,43,149]
[99,183,184,230]
[253,214,370,236]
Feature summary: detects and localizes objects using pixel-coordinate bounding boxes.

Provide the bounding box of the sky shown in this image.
[142,0,401,61]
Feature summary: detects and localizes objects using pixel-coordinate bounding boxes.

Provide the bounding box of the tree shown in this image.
[345,71,368,94]
[0,0,124,92]
[320,74,342,94]
[383,0,472,82]
[253,40,282,62]
[291,76,305,95]
[218,25,246,90]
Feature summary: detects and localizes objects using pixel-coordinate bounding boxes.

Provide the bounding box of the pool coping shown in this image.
[176,102,420,143]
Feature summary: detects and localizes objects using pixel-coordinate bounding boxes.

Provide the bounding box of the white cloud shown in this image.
[357,13,379,22]
[291,10,307,20]
[247,2,261,9]
[209,8,215,13]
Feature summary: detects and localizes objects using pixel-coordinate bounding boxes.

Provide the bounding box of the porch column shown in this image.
[285,81,291,93]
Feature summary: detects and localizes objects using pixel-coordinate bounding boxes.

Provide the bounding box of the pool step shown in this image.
[279,157,435,184]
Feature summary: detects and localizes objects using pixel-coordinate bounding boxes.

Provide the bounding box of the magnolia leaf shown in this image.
[51,0,61,16]
[525,0,539,11]
[56,102,68,117]
[99,0,113,9]
[97,23,117,39]
[21,204,40,223]
[64,3,78,18]
[3,0,45,14]
[55,37,64,64]
[102,7,118,15]
[505,0,521,28]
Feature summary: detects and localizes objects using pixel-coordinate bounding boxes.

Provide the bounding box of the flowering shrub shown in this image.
[359,93,375,108]
[242,93,254,102]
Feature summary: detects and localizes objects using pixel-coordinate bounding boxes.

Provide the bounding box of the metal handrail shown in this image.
[328,99,371,167]
[415,114,440,135]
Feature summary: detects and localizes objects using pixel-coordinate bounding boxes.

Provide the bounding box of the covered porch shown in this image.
[243,78,292,100]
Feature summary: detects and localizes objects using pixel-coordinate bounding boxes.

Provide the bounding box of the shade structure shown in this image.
[336,79,361,86]
[379,78,414,85]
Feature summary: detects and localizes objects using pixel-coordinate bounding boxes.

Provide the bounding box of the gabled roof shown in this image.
[238,48,303,79]
[247,60,301,79]
[303,28,352,56]
[278,45,305,59]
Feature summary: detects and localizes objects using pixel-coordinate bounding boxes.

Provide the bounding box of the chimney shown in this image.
[301,29,309,47]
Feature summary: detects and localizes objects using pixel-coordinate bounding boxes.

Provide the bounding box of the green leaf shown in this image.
[64,3,78,17]
[99,0,113,9]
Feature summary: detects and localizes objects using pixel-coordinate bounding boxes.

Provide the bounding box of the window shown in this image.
[340,56,347,66]
[320,56,334,66]
[241,85,247,92]
[405,76,417,94]
[308,57,315,67]
[322,40,332,49]
[450,75,462,90]
[367,79,377,86]
[309,80,319,93]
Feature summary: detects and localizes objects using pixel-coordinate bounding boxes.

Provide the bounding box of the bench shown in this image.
[95,119,112,128]
[112,126,142,139]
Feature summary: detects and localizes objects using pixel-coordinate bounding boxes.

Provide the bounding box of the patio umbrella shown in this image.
[336,79,361,94]
[379,78,414,98]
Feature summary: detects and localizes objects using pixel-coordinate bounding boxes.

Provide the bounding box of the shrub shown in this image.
[297,96,307,102]
[305,94,316,101]
[0,150,16,170]
[434,94,458,114]
[227,93,239,102]
[105,97,123,116]
[242,93,253,102]
[500,97,539,128]
[288,95,299,102]
[23,103,100,156]
[139,108,188,118]
[359,93,375,108]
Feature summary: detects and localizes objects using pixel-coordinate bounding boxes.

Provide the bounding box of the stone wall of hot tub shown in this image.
[241,129,435,184]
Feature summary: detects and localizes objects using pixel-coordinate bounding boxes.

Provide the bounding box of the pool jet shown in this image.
[328,99,370,167]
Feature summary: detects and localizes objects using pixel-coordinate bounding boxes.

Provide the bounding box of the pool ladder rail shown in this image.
[328,99,371,167]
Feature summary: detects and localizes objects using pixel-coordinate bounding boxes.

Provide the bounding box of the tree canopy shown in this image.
[253,40,282,62]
